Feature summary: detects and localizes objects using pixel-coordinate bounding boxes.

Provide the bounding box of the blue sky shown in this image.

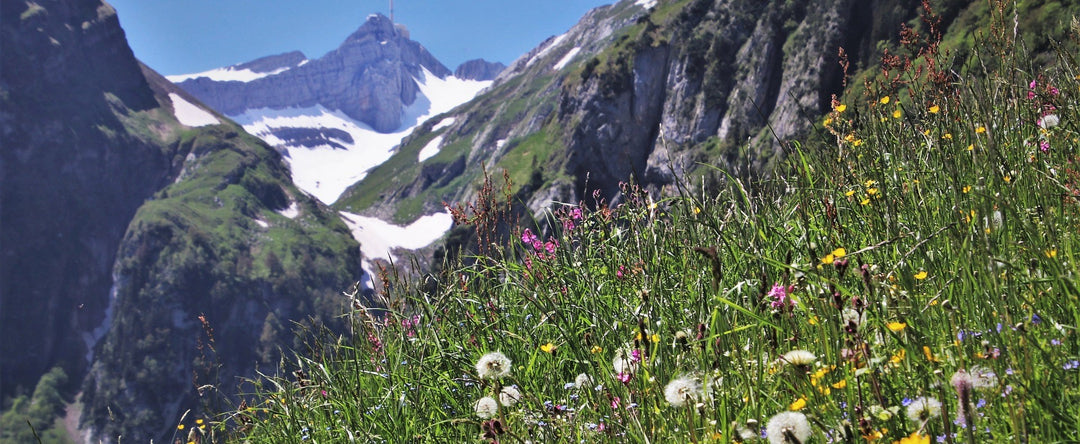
[108,0,613,76]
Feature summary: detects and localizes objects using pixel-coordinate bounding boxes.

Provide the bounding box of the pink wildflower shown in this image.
[617,372,632,384]
[522,228,538,245]
[545,239,558,254]
[768,283,795,309]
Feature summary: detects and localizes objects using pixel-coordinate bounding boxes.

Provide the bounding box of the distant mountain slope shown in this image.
[171,14,494,204]
[335,0,1076,231]
[2,0,362,441]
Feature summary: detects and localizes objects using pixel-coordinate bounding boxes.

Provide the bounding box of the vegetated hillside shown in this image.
[336,0,1080,231]
[1,0,363,442]
[226,1,1080,439]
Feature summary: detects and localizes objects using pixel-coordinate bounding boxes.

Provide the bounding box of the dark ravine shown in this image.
[2,0,363,441]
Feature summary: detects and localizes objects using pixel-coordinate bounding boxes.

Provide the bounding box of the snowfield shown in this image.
[166,65,296,83]
[339,211,454,263]
[230,68,489,204]
[417,135,444,162]
[553,47,582,70]
[168,93,219,127]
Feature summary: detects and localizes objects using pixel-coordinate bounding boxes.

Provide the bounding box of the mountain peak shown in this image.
[346,13,399,43]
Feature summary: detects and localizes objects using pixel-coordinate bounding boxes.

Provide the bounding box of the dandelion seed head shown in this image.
[474,396,499,418]
[1041,114,1060,129]
[499,385,521,406]
[969,365,997,390]
[476,352,511,380]
[781,349,817,367]
[664,376,702,407]
[574,373,593,390]
[765,411,811,444]
[905,396,943,422]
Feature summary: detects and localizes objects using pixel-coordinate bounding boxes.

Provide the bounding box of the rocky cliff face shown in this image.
[335,0,933,223]
[175,14,450,133]
[1,0,164,401]
[454,59,506,81]
[2,0,363,441]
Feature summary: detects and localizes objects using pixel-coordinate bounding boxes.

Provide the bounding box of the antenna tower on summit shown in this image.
[389,0,394,23]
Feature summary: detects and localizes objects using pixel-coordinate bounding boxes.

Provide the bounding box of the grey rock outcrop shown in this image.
[234,50,307,73]
[175,13,450,133]
[454,59,506,81]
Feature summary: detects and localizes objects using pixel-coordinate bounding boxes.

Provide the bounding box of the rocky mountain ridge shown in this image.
[2,0,363,441]
[175,14,448,134]
[333,0,947,226]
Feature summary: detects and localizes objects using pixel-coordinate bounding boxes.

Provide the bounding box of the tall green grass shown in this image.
[205,6,1080,444]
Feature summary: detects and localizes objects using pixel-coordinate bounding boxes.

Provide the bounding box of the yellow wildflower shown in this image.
[943,133,952,140]
[177,424,185,431]
[831,379,847,389]
[922,346,940,362]
[929,105,940,114]
[836,104,847,113]
[896,432,931,444]
[890,348,906,364]
[590,345,603,354]
[1045,249,1058,258]
[867,187,879,196]
[693,206,701,215]
[860,197,871,206]
[914,271,928,280]
[824,117,834,126]
[540,343,557,353]
[887,321,907,332]
[845,189,856,197]
[832,248,846,258]
[976,126,986,134]
[893,109,902,119]
[880,96,891,104]
[962,185,971,194]
[789,397,807,411]
[967,144,974,151]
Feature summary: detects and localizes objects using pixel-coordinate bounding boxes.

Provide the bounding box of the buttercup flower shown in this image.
[766,411,811,444]
[476,352,512,380]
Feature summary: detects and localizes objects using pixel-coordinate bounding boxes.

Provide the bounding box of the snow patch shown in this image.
[553,47,582,70]
[635,0,658,8]
[339,211,454,263]
[278,201,300,219]
[166,66,292,83]
[255,219,269,228]
[496,139,507,149]
[432,116,456,131]
[527,33,569,67]
[417,135,445,162]
[169,93,219,127]
[230,68,490,204]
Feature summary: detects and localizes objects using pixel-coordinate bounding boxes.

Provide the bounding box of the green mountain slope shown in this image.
[336,0,1080,230]
[2,0,362,441]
